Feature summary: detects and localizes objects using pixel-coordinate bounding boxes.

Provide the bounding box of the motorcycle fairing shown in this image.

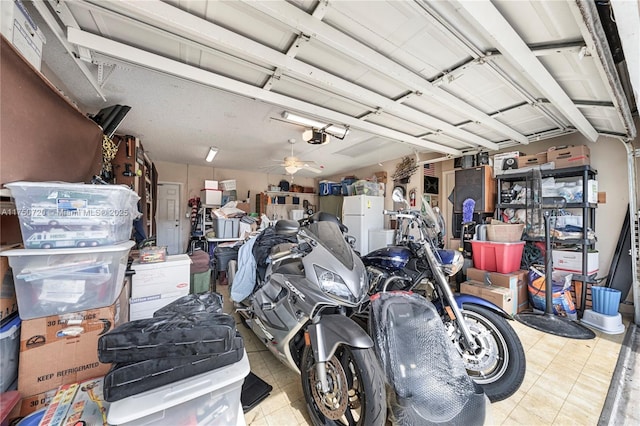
[307,314,373,363]
[362,246,411,270]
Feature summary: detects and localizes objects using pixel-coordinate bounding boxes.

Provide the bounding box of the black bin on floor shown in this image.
[213,245,239,285]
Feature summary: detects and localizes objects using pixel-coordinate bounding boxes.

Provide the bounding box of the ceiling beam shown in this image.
[76,0,495,150]
[456,0,599,142]
[240,0,528,145]
[67,27,462,156]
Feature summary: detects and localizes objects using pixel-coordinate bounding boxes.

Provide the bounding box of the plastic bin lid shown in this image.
[107,351,250,424]
[4,181,136,194]
[0,240,134,258]
[0,314,21,335]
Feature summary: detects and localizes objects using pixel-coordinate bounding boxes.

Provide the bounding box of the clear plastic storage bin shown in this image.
[107,351,250,426]
[0,241,134,319]
[0,315,21,392]
[5,181,139,248]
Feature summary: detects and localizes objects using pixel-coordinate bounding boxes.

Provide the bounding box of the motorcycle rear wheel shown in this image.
[301,345,387,426]
[447,304,526,402]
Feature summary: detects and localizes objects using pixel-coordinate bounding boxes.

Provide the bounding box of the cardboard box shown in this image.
[203,180,218,190]
[0,245,20,323]
[492,151,524,177]
[547,145,590,168]
[39,378,108,426]
[200,188,222,206]
[11,388,58,421]
[17,282,129,396]
[552,250,599,275]
[466,268,528,314]
[460,280,514,315]
[517,152,548,168]
[236,202,251,214]
[598,192,606,204]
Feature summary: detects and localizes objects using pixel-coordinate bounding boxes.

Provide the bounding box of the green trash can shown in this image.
[189,249,211,293]
[190,270,211,294]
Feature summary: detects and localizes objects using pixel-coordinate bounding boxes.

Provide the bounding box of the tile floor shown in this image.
[218,284,628,426]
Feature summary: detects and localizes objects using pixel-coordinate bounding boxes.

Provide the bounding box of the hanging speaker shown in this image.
[502,157,518,170]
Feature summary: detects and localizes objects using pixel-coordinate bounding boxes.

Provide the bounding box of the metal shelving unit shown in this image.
[496,165,598,314]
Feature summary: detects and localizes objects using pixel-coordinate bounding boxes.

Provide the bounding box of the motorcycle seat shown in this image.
[275,219,299,235]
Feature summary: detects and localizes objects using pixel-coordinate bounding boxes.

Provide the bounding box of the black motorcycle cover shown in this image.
[153,292,223,317]
[98,313,237,363]
[103,333,244,401]
[369,292,487,426]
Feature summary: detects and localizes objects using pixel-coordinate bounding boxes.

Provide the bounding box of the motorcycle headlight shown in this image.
[314,265,357,303]
[440,250,464,276]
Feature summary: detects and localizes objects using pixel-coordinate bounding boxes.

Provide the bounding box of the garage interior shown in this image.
[1,0,639,425]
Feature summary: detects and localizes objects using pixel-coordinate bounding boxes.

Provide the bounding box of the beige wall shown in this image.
[153,161,315,251]
[157,128,637,305]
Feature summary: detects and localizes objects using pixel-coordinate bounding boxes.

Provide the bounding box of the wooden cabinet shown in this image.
[111,135,156,237]
[454,165,495,213]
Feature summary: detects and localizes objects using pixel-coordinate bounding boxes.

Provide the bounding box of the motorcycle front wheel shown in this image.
[301,345,387,426]
[446,304,526,402]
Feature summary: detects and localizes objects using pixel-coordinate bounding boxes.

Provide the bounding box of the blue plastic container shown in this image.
[341,178,357,195]
[592,286,621,316]
[17,409,45,426]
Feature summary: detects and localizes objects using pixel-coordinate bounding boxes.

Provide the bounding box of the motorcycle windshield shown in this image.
[305,221,354,269]
[421,195,441,234]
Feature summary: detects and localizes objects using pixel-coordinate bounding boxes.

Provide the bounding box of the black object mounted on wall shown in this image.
[424,176,439,194]
[91,105,132,139]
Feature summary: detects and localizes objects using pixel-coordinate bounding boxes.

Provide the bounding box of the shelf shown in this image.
[496,165,597,181]
[496,164,597,315]
[523,236,596,245]
[497,202,597,209]
[265,191,317,196]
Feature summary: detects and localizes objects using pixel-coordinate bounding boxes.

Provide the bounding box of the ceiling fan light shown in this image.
[285,165,299,174]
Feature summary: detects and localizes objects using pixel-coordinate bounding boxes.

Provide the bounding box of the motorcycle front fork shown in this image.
[425,248,479,352]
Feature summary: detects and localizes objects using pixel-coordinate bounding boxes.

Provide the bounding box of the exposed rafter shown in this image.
[67,27,463,156]
[240,0,529,145]
[77,0,498,150]
[456,0,599,142]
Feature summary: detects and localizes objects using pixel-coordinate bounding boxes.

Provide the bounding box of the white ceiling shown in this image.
[25,0,637,178]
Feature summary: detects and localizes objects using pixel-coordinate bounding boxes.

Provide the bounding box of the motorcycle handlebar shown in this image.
[384,210,418,219]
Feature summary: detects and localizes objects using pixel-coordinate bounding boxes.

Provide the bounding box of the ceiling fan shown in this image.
[278,139,323,175]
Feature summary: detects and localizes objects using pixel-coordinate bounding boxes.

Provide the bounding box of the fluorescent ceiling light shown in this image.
[282,111,348,138]
[205,147,218,162]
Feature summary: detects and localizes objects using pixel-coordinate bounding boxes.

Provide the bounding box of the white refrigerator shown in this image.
[342,195,385,255]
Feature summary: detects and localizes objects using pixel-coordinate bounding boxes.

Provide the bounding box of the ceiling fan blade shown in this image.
[303,164,322,173]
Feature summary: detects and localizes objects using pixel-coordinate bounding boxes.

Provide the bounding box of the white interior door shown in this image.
[157,183,181,255]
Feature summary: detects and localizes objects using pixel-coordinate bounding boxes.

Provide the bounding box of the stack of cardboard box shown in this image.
[461,268,529,316]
